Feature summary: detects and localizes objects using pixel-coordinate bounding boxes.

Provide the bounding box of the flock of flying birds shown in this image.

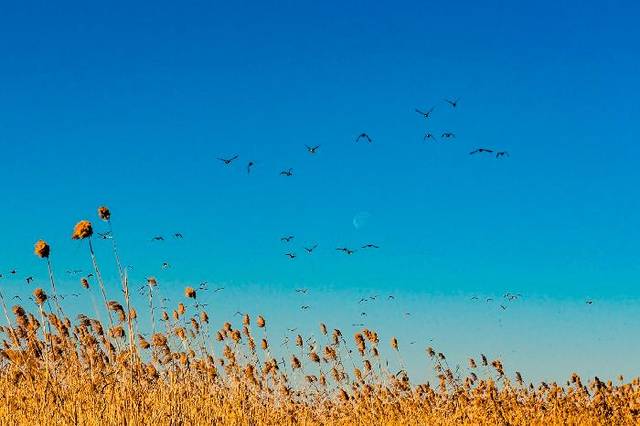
[1,98,599,323]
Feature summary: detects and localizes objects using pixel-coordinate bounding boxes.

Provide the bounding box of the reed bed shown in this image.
[0,208,638,425]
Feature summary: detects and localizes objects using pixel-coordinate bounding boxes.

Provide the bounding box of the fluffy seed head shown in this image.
[97,206,111,221]
[71,220,93,240]
[184,287,196,299]
[33,288,47,305]
[34,240,50,258]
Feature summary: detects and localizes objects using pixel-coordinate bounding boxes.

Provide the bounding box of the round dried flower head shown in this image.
[81,278,90,289]
[34,240,50,258]
[256,315,265,328]
[72,220,93,240]
[97,206,111,221]
[184,287,196,299]
[33,288,47,305]
[146,277,158,287]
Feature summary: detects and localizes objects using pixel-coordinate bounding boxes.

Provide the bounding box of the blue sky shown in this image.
[1,1,639,382]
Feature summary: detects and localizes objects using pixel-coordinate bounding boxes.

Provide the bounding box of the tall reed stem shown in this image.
[88,237,113,327]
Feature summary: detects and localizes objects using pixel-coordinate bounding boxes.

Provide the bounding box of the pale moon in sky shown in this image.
[352,211,371,230]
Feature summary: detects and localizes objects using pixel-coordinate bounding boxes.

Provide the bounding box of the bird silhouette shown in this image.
[423,133,437,141]
[174,233,184,239]
[295,288,308,294]
[97,231,113,240]
[355,133,372,143]
[586,300,593,305]
[300,305,310,310]
[336,247,356,255]
[415,107,435,119]
[25,276,33,284]
[470,148,494,155]
[304,244,318,254]
[151,236,165,242]
[281,235,294,243]
[214,287,225,292]
[496,151,509,158]
[441,132,456,139]
[444,98,459,108]
[217,155,239,165]
[361,243,379,249]
[305,145,320,154]
[247,161,255,174]
[161,262,170,269]
[280,168,293,176]
[284,253,297,259]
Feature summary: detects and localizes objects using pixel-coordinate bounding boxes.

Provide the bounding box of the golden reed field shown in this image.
[0,207,638,425]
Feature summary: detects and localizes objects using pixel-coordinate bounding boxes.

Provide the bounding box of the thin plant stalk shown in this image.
[87,237,113,327]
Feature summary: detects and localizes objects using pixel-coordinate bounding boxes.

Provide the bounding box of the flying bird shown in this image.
[444,98,459,108]
[423,133,437,141]
[336,247,356,255]
[247,161,255,174]
[305,145,320,154]
[280,168,293,177]
[470,148,494,155]
[496,151,509,158]
[300,305,310,310]
[284,253,297,259]
[415,107,435,119]
[25,276,33,284]
[97,231,113,240]
[174,233,184,239]
[295,288,308,294]
[281,235,294,243]
[161,262,170,270]
[214,287,225,293]
[361,244,379,249]
[304,244,318,254]
[151,236,165,242]
[586,300,593,305]
[355,133,372,143]
[217,155,239,165]
[441,132,456,139]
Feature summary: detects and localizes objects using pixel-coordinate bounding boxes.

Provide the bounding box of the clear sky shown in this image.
[1,1,639,383]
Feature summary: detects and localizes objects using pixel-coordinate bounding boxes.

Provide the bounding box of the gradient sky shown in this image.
[1,1,639,383]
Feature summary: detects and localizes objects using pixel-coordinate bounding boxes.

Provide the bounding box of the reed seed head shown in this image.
[34,240,50,258]
[71,220,93,240]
